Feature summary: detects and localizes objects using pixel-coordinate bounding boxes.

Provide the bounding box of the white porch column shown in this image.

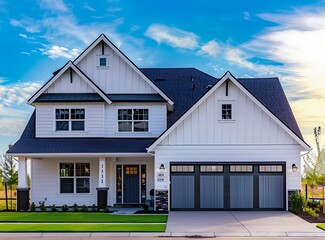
[18,157,28,188]
[17,157,29,211]
[97,157,109,210]
[98,157,106,188]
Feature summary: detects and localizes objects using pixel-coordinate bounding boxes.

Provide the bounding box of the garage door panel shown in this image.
[200,175,224,208]
[259,175,284,208]
[171,175,194,208]
[230,176,253,208]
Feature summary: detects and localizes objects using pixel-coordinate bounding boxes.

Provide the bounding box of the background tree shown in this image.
[303,127,325,210]
[0,144,18,210]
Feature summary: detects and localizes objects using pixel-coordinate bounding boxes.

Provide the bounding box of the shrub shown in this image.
[39,201,46,212]
[91,204,97,212]
[50,204,57,212]
[143,204,149,213]
[289,191,307,214]
[81,204,88,212]
[305,207,319,219]
[61,204,69,212]
[72,203,79,212]
[30,202,36,212]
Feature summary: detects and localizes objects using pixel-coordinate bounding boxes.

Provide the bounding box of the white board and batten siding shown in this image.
[161,81,296,145]
[76,43,157,94]
[35,103,105,138]
[45,70,95,94]
[154,81,303,191]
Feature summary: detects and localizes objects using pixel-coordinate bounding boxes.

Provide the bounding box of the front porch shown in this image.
[16,156,155,211]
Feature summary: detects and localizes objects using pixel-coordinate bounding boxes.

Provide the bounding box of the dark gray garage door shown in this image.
[170,163,285,210]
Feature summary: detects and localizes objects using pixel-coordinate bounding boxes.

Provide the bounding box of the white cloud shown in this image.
[145,24,199,50]
[0,81,41,107]
[83,5,96,11]
[242,8,325,147]
[39,0,68,12]
[10,18,41,33]
[40,45,80,59]
[200,40,220,57]
[0,118,27,136]
[244,11,251,21]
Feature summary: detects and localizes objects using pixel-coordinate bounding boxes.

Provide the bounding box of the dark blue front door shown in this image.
[123,165,139,203]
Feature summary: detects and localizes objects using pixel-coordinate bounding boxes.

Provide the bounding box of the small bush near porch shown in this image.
[0,212,168,223]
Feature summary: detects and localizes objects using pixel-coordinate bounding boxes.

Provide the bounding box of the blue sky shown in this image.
[0,0,325,155]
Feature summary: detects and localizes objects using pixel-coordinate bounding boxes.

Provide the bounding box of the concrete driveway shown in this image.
[166,211,325,237]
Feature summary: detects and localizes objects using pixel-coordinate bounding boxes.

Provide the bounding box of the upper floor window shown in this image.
[221,104,232,119]
[118,109,149,132]
[60,162,90,194]
[56,108,85,131]
[99,57,107,66]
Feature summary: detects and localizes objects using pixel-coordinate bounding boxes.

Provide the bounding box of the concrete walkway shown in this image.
[166,211,325,237]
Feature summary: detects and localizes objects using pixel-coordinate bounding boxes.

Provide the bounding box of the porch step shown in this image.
[114,203,146,208]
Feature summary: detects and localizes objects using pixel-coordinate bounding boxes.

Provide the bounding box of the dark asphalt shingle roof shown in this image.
[8,68,304,154]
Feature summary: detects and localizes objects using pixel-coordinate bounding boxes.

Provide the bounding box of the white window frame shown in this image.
[58,162,91,195]
[54,108,86,132]
[116,108,150,133]
[218,100,236,122]
[96,54,110,70]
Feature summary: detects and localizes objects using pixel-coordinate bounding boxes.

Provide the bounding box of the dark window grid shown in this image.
[56,109,69,119]
[221,104,232,119]
[118,109,149,132]
[56,109,85,131]
[71,109,85,119]
[59,163,90,194]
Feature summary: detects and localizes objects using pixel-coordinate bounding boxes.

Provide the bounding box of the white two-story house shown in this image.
[9,34,309,211]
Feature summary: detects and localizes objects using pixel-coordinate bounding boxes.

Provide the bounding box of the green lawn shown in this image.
[0,212,167,223]
[317,224,325,231]
[0,224,166,232]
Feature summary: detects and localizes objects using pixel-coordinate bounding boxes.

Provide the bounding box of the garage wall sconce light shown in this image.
[292,164,298,172]
[159,164,165,172]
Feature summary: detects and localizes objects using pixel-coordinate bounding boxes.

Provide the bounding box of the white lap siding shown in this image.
[35,103,105,138]
[30,158,99,206]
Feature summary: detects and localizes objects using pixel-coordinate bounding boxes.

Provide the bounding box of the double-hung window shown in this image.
[56,108,85,131]
[118,109,149,132]
[60,163,90,194]
[221,104,232,119]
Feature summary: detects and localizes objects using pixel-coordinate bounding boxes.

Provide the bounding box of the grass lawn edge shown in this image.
[0,223,166,232]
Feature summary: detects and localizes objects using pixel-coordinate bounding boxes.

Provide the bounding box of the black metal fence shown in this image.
[0,183,17,210]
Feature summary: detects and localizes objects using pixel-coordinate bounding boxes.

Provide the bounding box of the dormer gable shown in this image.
[73,34,173,108]
[147,71,310,152]
[28,61,111,105]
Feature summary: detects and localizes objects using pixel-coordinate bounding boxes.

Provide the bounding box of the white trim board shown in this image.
[147,71,310,152]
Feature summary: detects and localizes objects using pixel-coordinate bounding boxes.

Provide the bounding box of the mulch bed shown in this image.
[296,212,325,223]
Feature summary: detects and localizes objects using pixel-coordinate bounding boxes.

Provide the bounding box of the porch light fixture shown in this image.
[159,164,165,172]
[292,164,298,172]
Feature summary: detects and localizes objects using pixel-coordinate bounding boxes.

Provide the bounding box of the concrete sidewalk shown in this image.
[166,211,325,237]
